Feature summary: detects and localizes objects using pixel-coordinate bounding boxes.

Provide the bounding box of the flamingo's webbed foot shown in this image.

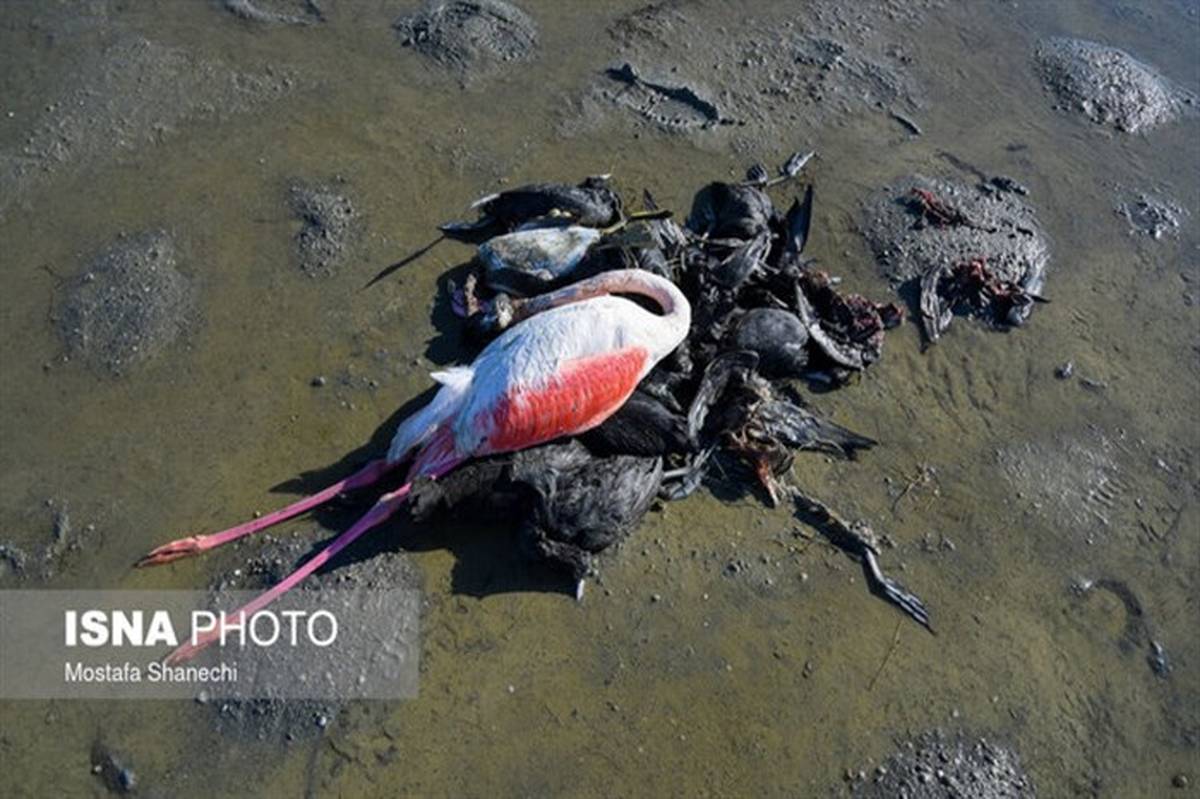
[136,535,207,568]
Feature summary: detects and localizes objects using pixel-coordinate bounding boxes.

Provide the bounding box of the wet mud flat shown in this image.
[567,0,935,147]
[0,33,297,220]
[0,0,1197,797]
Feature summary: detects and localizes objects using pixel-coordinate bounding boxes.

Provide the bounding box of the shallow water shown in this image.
[0,1,1197,796]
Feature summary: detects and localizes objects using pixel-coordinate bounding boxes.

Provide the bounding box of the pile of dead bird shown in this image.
[395,153,936,631]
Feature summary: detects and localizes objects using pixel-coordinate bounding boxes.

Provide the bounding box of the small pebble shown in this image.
[1055,361,1074,379]
[1172,774,1189,789]
[311,375,327,387]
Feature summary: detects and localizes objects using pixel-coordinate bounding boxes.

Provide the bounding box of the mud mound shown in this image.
[56,232,196,375]
[1115,191,1187,240]
[289,181,361,277]
[862,175,1050,337]
[394,0,538,77]
[223,0,324,25]
[1034,37,1196,133]
[861,174,1049,288]
[848,730,1034,798]
[0,495,104,584]
[788,34,915,112]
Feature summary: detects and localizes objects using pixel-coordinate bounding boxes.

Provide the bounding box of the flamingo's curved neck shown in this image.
[517,269,691,359]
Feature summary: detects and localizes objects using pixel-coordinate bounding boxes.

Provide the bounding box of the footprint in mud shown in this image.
[847,729,1035,798]
[1069,576,1172,678]
[289,180,363,278]
[394,0,539,79]
[1034,37,1198,133]
[54,231,197,376]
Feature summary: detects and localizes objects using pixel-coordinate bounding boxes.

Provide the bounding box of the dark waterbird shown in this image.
[364,176,624,288]
[477,208,672,296]
[441,175,623,241]
[408,441,664,598]
[408,358,742,598]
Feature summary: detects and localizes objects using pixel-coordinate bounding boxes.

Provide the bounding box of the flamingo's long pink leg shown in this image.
[137,458,393,567]
[163,458,463,665]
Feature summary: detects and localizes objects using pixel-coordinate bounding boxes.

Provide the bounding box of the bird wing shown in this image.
[453,297,654,457]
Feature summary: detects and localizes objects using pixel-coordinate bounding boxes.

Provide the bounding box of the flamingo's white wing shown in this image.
[452,296,654,455]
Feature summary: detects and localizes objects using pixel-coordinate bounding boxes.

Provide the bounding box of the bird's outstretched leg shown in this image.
[164,481,411,665]
[136,459,393,567]
[164,454,465,664]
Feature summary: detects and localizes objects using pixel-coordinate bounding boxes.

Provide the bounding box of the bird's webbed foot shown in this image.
[862,550,933,633]
[518,523,593,586]
[788,487,934,633]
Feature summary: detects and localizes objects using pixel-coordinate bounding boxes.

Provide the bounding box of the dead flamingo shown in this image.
[138,269,691,663]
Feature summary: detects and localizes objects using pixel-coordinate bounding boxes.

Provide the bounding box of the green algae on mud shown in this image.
[0,0,1197,797]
